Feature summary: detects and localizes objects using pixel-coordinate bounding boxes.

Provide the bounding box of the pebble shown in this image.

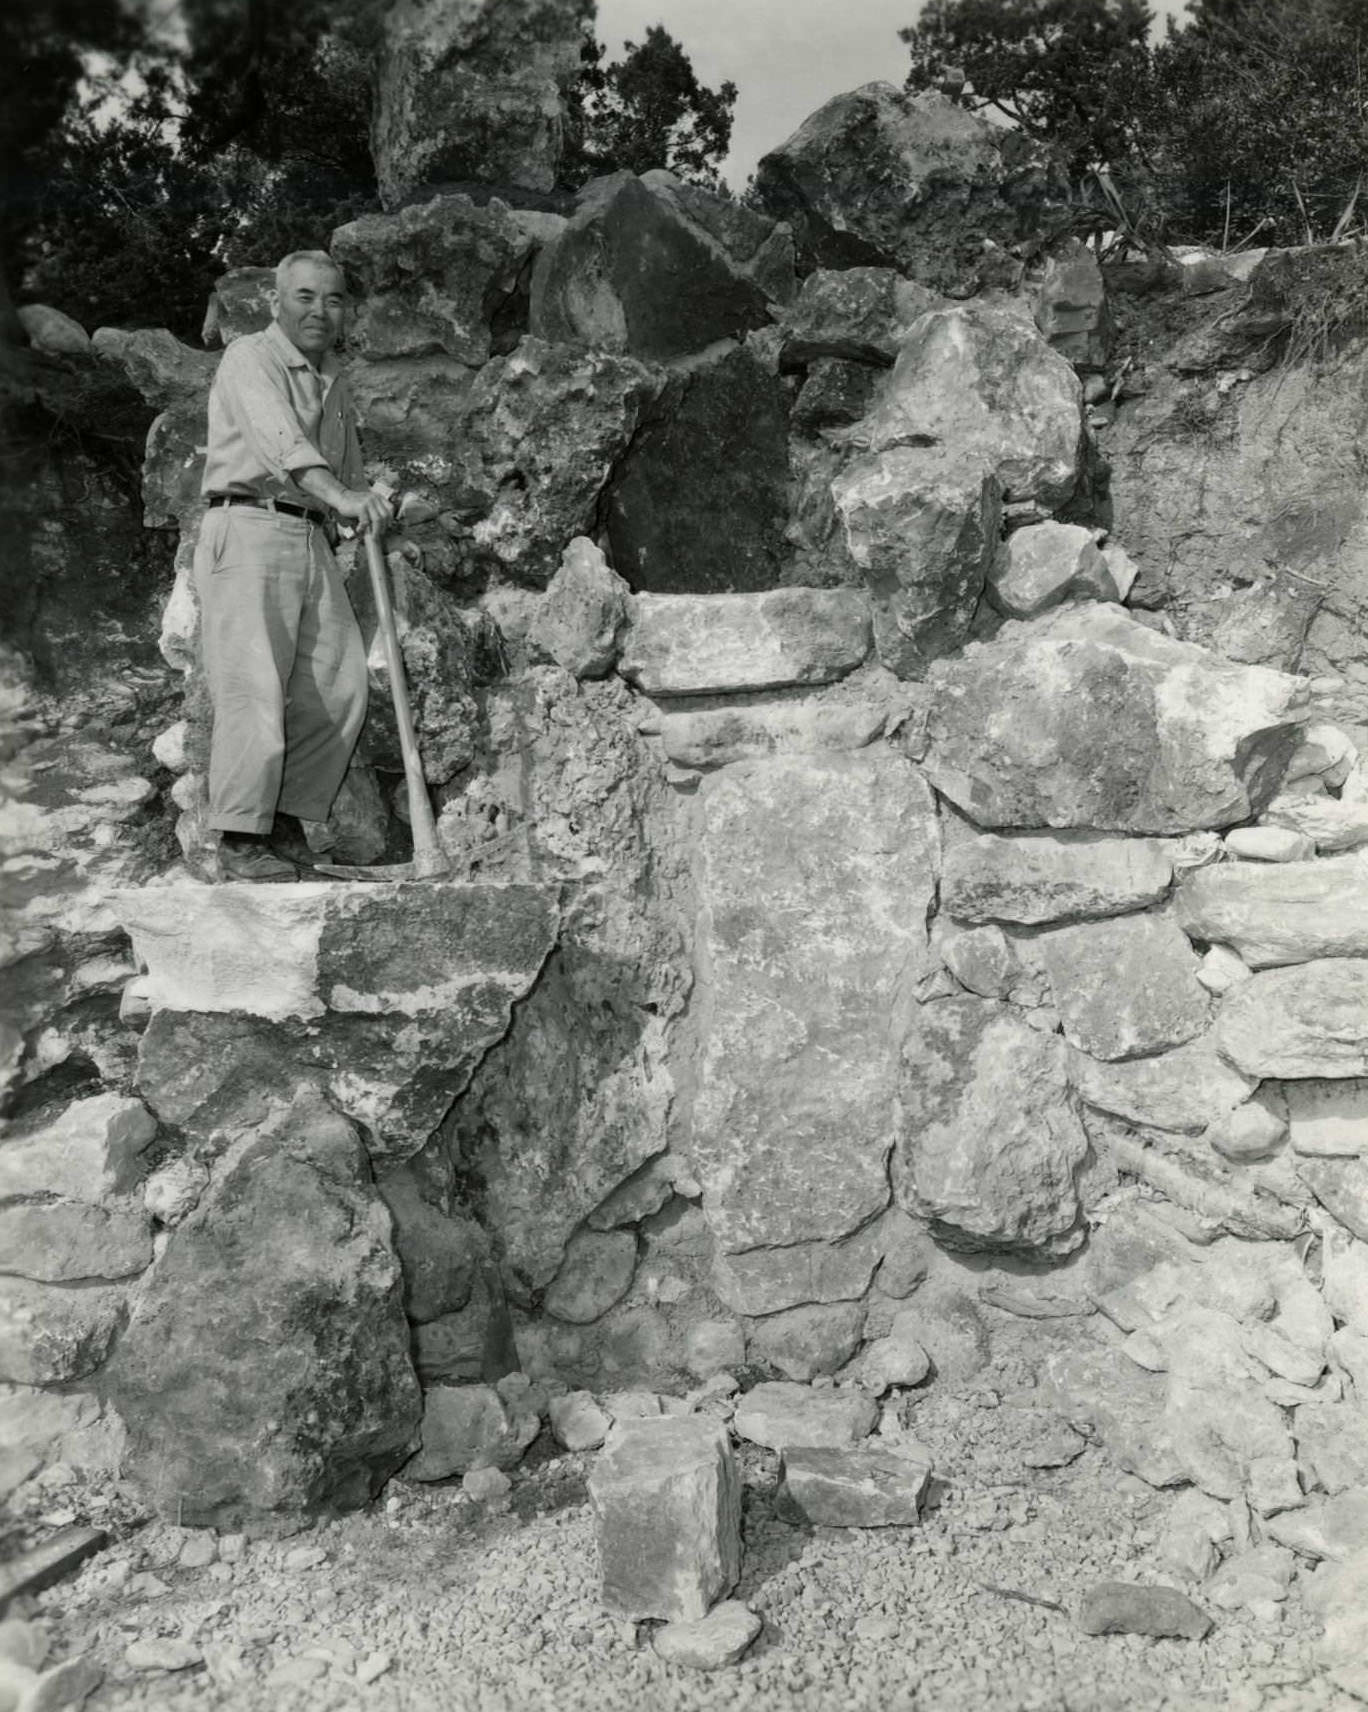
[652,1603,762,1670]
[123,1638,203,1671]
[178,1533,217,1569]
[462,1466,512,1503]
[357,1649,393,1685]
[283,1545,327,1571]
[1077,1581,1213,1639]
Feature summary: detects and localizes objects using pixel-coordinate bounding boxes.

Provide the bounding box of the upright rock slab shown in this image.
[371,0,583,206]
[895,997,1088,1254]
[693,754,938,1252]
[921,605,1308,833]
[1175,858,1368,968]
[589,1416,740,1624]
[108,1096,420,1528]
[119,882,558,1164]
[754,83,1066,290]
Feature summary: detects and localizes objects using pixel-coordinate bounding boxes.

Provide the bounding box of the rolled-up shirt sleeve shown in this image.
[213,340,327,484]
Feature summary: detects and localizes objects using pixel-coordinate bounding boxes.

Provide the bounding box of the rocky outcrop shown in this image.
[371,0,584,207]
[108,1094,420,1527]
[754,84,1068,291]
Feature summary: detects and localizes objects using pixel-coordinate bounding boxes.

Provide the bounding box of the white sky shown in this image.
[595,0,1190,190]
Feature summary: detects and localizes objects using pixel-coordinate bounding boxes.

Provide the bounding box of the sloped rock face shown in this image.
[920,605,1308,832]
[895,997,1088,1254]
[120,881,558,1165]
[691,754,938,1254]
[754,84,1068,290]
[371,0,584,207]
[531,174,773,362]
[108,1094,420,1527]
[603,344,791,594]
[332,195,536,366]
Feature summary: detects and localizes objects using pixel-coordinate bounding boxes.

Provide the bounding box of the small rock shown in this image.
[651,1601,761,1671]
[549,1391,612,1452]
[0,1621,47,1670]
[123,1638,203,1671]
[25,1653,104,1710]
[356,1650,393,1685]
[602,1391,663,1421]
[283,1544,327,1571]
[177,1532,217,1569]
[1224,826,1315,863]
[779,1445,931,1526]
[845,1310,931,1394]
[1020,1419,1086,1469]
[1267,1490,1368,1561]
[462,1466,511,1503]
[732,1381,878,1452]
[1207,1545,1296,1612]
[1196,945,1252,996]
[267,1655,328,1687]
[1077,1581,1212,1639]
[1205,1099,1288,1163]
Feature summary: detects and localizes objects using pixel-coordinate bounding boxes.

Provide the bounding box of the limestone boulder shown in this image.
[91,327,218,410]
[0,1199,151,1282]
[404,1381,538,1480]
[1175,857,1368,968]
[940,828,1172,925]
[856,300,1085,511]
[603,343,790,594]
[374,1164,485,1324]
[1216,961,1368,1079]
[1262,792,1368,853]
[530,173,772,362]
[746,1300,867,1382]
[793,359,882,428]
[639,169,797,303]
[108,1095,420,1527]
[543,1228,637,1324]
[754,83,1067,290]
[1036,915,1211,1061]
[895,997,1088,1254]
[331,196,536,366]
[371,0,583,206]
[444,337,661,588]
[731,1382,878,1452]
[1068,1036,1256,1136]
[619,589,870,697]
[777,267,940,370]
[526,537,630,678]
[779,1446,931,1527]
[120,881,558,1165]
[987,521,1119,619]
[831,445,1001,679]
[346,352,478,463]
[693,754,938,1253]
[1027,238,1110,369]
[18,303,91,357]
[920,605,1308,833]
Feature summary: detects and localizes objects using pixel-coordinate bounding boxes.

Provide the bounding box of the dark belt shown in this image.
[208,494,327,525]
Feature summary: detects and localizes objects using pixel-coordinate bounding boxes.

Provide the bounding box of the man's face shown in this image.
[271,261,346,359]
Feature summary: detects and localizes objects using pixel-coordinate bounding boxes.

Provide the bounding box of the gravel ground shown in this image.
[9,1381,1348,1712]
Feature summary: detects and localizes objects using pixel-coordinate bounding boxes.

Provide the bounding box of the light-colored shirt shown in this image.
[200,319,365,503]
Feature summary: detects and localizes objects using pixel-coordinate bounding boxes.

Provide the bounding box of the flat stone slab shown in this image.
[116,882,557,1165]
[731,1382,878,1452]
[659,701,885,770]
[691,754,938,1251]
[618,590,871,697]
[588,1416,740,1624]
[1078,1581,1212,1639]
[941,828,1172,925]
[1068,1036,1256,1135]
[779,1445,931,1527]
[652,1602,762,1671]
[1216,961,1368,1079]
[1175,858,1368,968]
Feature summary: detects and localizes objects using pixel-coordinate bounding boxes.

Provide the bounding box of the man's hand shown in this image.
[334,487,393,534]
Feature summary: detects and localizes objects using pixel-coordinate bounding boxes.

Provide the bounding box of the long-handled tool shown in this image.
[313,524,450,882]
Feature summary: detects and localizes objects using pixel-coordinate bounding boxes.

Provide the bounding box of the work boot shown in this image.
[269,812,323,869]
[218,832,299,884]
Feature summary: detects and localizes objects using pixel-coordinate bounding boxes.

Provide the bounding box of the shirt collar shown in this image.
[265,318,341,379]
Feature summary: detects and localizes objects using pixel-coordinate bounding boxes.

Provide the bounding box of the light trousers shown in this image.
[193,505,368,834]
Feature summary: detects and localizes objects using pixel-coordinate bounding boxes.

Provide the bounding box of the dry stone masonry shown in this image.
[11,13,1368,1697]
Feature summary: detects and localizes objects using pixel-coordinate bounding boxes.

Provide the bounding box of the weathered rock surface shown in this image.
[1069,1037,1257,1135]
[526,537,630,678]
[0,1094,156,1200]
[746,1299,867,1382]
[920,605,1307,833]
[1078,1582,1212,1639]
[548,1390,612,1452]
[652,1602,762,1672]
[543,1228,638,1324]
[1223,825,1314,863]
[18,303,91,356]
[779,1446,931,1527]
[1262,792,1368,853]
[940,828,1172,925]
[404,1381,539,1480]
[0,1278,127,1386]
[693,754,936,1252]
[639,169,796,303]
[778,267,939,369]
[895,997,1087,1253]
[603,344,791,594]
[1283,1080,1368,1157]
[731,1382,878,1452]
[589,1416,740,1624]
[201,266,273,345]
[1037,915,1211,1061]
[375,1165,485,1325]
[988,521,1118,619]
[856,300,1084,510]
[108,1095,419,1526]
[1301,1158,1368,1242]
[619,590,870,698]
[1176,857,1368,968]
[710,1220,890,1317]
[371,0,583,206]
[331,196,535,366]
[659,700,885,770]
[531,173,772,361]
[121,881,557,1164]
[831,446,1001,678]
[0,1199,151,1282]
[1216,961,1368,1078]
[1028,237,1110,369]
[754,84,1066,290]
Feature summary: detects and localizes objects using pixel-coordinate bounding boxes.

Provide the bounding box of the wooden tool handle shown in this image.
[364,528,449,879]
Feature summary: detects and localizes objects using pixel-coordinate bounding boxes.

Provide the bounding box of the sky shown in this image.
[595,0,1189,190]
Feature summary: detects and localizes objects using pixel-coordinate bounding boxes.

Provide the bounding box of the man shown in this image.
[195,249,391,882]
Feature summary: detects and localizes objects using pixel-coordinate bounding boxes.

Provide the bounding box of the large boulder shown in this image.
[371,0,584,207]
[602,343,791,593]
[920,605,1309,833]
[778,267,940,370]
[331,195,537,366]
[530,173,773,361]
[754,83,1067,290]
[1175,857,1368,968]
[895,997,1088,1254]
[639,169,797,304]
[120,881,558,1165]
[108,1094,420,1527]
[853,300,1085,511]
[692,754,939,1253]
